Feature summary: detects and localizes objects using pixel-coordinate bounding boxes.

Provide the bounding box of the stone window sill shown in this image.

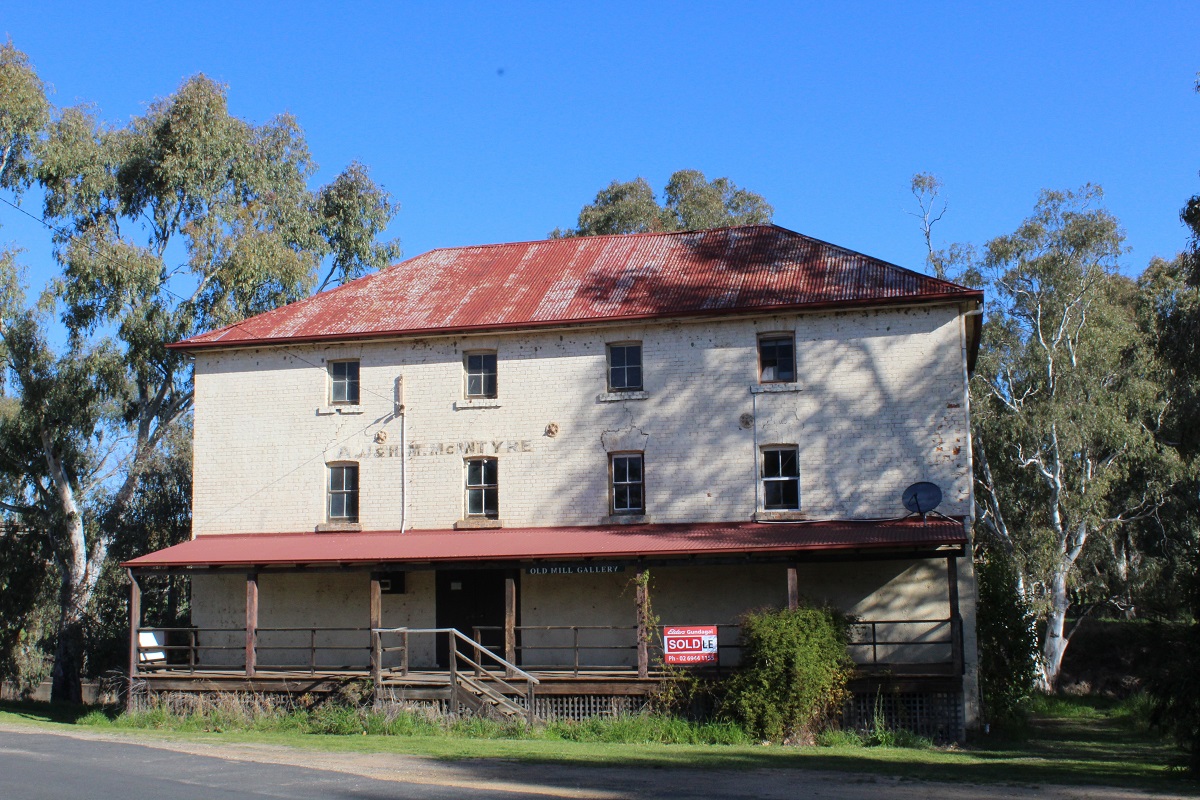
[754,511,807,522]
[601,514,651,525]
[316,521,362,532]
[750,384,802,394]
[454,399,502,410]
[454,518,503,530]
[316,406,365,416]
[597,390,649,402]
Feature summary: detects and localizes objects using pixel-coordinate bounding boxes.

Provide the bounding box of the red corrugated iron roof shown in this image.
[172,225,982,350]
[122,518,966,569]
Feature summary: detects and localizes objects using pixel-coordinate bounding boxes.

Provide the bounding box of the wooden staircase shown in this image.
[373,627,539,724]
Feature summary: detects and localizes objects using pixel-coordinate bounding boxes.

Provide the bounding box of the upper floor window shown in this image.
[607,343,643,392]
[465,457,498,518]
[329,360,360,404]
[610,453,645,514]
[761,447,799,510]
[758,334,795,383]
[464,352,497,398]
[328,464,359,521]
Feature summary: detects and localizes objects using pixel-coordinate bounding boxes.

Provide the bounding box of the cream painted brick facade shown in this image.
[192,303,972,533]
[186,299,980,728]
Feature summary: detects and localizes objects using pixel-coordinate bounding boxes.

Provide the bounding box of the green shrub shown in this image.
[976,552,1039,724]
[720,605,853,743]
[1146,557,1200,773]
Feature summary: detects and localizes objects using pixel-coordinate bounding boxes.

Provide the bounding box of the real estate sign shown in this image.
[662,625,719,664]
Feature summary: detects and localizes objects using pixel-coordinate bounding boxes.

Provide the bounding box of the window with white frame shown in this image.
[761,447,799,510]
[758,334,795,383]
[328,464,359,521]
[610,453,645,514]
[606,343,643,391]
[464,352,497,398]
[329,360,360,404]
[465,458,498,517]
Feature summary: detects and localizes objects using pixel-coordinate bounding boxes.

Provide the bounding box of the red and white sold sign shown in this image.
[662,625,719,664]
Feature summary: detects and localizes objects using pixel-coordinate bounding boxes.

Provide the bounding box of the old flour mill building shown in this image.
[125,224,984,737]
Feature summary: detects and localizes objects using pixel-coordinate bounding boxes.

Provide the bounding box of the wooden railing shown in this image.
[846,618,960,672]
[374,627,539,724]
[134,626,372,674]
[473,618,960,675]
[134,617,963,682]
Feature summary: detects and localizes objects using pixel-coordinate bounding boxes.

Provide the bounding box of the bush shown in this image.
[1146,554,1200,773]
[720,605,852,743]
[976,552,1039,723]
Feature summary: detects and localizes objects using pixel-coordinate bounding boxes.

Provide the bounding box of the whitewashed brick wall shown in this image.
[191,303,972,534]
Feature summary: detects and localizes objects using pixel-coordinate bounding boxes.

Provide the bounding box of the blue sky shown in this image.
[2,2,1198,290]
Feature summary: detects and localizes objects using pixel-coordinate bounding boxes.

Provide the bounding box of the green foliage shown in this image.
[0,39,50,191]
[721,605,853,743]
[971,185,1181,688]
[103,695,751,745]
[976,552,1039,722]
[0,41,401,701]
[1146,557,1200,773]
[554,169,773,237]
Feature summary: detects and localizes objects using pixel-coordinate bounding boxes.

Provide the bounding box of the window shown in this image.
[328,464,359,521]
[465,458,498,517]
[329,360,360,404]
[761,448,799,510]
[464,352,497,398]
[607,343,643,391]
[610,453,645,514]
[758,335,795,383]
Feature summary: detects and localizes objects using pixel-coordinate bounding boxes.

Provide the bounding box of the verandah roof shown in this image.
[122,518,966,571]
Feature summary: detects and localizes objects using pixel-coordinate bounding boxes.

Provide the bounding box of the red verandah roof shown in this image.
[122,518,966,570]
[171,225,981,350]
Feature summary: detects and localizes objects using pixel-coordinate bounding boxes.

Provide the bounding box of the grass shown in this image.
[1,695,1196,794]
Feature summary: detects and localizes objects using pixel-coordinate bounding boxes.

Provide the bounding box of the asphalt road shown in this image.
[0,730,509,800]
[1,725,1192,800]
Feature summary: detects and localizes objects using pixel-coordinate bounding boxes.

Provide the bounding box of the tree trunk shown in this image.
[1039,567,1071,691]
[43,438,105,704]
[50,605,85,704]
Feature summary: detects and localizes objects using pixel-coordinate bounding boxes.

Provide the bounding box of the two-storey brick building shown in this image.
[126,224,983,736]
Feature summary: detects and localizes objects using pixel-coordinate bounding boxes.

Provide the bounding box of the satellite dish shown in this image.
[902,482,943,515]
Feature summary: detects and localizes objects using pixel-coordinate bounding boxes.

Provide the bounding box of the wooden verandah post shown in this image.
[947,555,964,677]
[635,568,650,679]
[786,565,799,611]
[245,571,259,678]
[504,573,517,678]
[126,569,141,711]
[369,573,382,702]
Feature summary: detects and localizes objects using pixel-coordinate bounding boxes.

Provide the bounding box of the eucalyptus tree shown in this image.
[0,40,49,193]
[970,186,1178,689]
[552,169,773,236]
[0,55,401,700]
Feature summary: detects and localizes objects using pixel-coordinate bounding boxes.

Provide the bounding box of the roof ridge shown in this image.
[416,223,781,256]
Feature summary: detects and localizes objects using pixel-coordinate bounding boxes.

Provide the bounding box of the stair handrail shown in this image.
[374,626,539,724]
[373,627,540,686]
